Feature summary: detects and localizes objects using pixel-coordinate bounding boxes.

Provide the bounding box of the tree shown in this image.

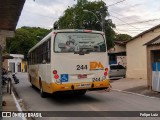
[105,19,116,49]
[55,0,116,49]
[115,34,132,41]
[6,26,51,59]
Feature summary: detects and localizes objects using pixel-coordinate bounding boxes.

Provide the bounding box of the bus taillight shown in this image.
[84,30,92,32]
[54,74,59,79]
[53,70,57,74]
[105,68,108,72]
[104,68,108,76]
[104,72,108,76]
[53,70,59,79]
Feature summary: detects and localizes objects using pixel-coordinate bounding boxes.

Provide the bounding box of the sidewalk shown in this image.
[2,84,25,120]
[111,78,160,98]
[3,93,17,111]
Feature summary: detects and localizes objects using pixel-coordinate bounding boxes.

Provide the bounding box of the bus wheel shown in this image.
[29,75,34,88]
[39,81,47,98]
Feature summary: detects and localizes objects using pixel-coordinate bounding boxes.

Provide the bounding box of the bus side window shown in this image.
[47,39,51,63]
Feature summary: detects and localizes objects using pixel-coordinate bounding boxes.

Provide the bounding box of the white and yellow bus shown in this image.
[28,29,110,97]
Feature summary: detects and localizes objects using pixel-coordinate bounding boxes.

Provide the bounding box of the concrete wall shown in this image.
[126,27,160,79]
[114,44,126,53]
[2,59,8,70]
[117,56,127,67]
[109,44,126,53]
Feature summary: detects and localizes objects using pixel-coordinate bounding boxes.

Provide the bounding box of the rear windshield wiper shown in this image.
[74,51,90,55]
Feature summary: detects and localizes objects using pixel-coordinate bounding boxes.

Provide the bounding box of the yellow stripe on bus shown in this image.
[31,79,110,93]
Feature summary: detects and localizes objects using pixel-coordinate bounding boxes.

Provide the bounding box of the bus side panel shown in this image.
[38,64,51,93]
[28,65,39,88]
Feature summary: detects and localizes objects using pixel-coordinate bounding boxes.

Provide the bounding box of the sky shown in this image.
[17,0,160,37]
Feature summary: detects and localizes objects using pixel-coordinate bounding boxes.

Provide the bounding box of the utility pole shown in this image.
[99,5,107,33]
[83,3,107,33]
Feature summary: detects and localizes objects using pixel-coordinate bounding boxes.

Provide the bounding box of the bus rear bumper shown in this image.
[50,79,110,93]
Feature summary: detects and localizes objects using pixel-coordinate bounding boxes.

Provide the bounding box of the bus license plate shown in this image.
[78,74,87,79]
[75,83,91,88]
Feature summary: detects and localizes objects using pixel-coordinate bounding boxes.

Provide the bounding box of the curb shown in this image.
[12,84,36,120]
[112,89,160,100]
[11,91,27,120]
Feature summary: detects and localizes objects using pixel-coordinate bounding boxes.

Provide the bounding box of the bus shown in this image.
[28,29,110,97]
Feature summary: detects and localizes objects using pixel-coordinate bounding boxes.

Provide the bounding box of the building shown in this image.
[0,0,26,110]
[108,40,126,67]
[3,54,24,73]
[22,60,28,72]
[144,35,160,89]
[126,24,160,79]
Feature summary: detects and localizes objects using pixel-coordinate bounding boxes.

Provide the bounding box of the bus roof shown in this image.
[53,29,104,34]
[28,29,104,53]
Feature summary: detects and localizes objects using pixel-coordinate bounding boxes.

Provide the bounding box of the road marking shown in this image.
[112,89,160,100]
[12,91,27,120]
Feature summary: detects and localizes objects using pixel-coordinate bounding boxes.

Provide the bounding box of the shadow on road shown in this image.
[31,85,103,105]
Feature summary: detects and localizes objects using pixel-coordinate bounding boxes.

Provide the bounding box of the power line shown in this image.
[110,15,156,35]
[110,15,160,34]
[109,10,156,26]
[113,28,145,32]
[110,15,140,30]
[114,24,160,37]
[116,18,160,26]
[115,29,160,36]
[108,0,126,7]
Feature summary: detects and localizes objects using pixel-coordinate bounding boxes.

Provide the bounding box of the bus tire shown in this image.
[39,80,47,98]
[29,75,34,88]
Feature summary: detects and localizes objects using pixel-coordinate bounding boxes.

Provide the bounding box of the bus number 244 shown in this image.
[76,65,88,70]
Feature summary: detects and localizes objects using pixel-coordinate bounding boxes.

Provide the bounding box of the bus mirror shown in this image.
[58,43,66,48]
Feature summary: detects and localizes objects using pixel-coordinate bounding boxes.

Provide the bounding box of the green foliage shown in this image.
[57,0,106,30]
[105,19,116,49]
[6,26,51,59]
[115,34,132,41]
[55,0,116,49]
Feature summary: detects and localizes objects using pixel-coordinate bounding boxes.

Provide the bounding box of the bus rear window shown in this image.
[54,32,106,53]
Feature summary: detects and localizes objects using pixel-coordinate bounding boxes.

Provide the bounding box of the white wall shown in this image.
[126,28,160,79]
[114,44,126,53]
[109,44,126,53]
[8,54,24,73]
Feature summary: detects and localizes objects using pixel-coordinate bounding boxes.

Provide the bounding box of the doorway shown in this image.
[9,62,15,73]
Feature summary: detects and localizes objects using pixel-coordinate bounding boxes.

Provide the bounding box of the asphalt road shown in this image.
[13,73,160,120]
